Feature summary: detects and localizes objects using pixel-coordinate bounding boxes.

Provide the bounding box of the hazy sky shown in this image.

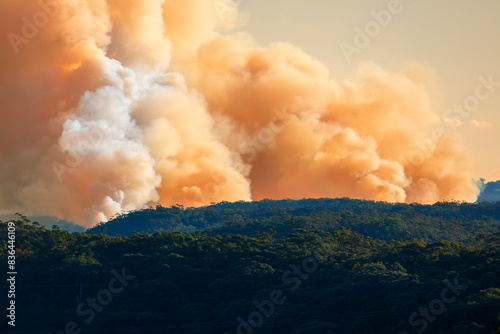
[0,0,495,224]
[237,0,500,180]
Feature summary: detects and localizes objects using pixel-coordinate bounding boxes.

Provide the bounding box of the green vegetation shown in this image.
[2,201,500,333]
[88,198,500,243]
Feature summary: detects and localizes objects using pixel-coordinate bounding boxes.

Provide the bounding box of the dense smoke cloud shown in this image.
[0,0,478,226]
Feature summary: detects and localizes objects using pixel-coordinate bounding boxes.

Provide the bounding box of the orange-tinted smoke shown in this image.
[0,0,479,226]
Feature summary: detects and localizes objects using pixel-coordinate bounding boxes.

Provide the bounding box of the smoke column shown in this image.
[0,0,479,226]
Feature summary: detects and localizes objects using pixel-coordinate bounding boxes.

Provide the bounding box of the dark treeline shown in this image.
[88,198,500,243]
[1,214,500,333]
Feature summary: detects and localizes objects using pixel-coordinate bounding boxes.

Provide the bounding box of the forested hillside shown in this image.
[1,217,499,333]
[478,181,500,203]
[87,199,500,243]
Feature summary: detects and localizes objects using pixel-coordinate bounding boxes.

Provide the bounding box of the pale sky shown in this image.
[236,0,500,181]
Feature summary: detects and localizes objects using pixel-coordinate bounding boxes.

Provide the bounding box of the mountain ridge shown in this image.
[86,197,500,243]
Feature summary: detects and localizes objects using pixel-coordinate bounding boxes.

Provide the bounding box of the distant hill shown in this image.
[87,198,500,243]
[478,180,500,202]
[4,180,498,237]
[0,214,86,233]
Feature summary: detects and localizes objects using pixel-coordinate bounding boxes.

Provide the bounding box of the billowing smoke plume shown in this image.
[0,0,478,226]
